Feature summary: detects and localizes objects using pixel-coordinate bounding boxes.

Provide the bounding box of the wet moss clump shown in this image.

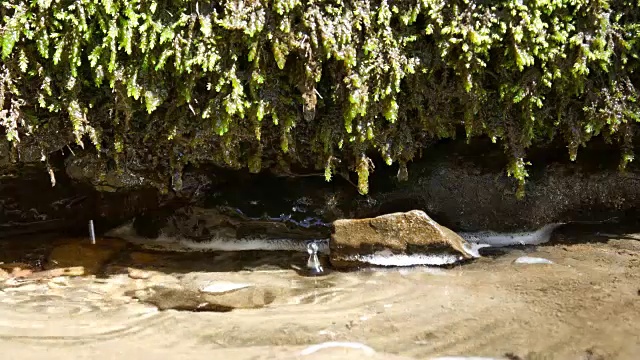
[1,0,639,196]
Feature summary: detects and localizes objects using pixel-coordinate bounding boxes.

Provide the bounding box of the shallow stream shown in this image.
[0,224,638,359]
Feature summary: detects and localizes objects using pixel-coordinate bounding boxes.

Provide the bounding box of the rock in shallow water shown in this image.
[130,282,276,312]
[330,210,481,268]
[200,281,252,293]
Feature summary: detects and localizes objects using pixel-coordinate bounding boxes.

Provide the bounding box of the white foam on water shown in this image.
[459,223,564,247]
[513,256,554,265]
[106,222,330,253]
[178,237,330,254]
[395,267,448,276]
[105,221,138,238]
[463,242,491,257]
[345,249,463,267]
[301,341,376,355]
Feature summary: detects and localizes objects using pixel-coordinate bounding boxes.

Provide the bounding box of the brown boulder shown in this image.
[330,210,480,268]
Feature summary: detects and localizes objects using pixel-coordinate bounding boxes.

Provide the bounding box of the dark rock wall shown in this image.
[2,136,640,238]
[364,138,640,231]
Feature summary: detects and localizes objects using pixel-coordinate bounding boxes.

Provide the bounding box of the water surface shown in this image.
[0,230,638,359]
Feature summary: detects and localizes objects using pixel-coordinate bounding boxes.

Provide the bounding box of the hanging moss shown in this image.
[1,0,639,196]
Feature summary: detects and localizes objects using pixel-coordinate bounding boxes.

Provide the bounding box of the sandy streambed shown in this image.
[0,231,638,360]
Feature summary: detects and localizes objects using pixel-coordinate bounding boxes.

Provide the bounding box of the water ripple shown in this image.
[0,279,168,343]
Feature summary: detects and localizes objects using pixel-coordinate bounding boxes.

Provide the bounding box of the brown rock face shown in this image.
[330,210,478,268]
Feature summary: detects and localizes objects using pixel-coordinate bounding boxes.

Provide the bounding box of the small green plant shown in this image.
[1,0,639,196]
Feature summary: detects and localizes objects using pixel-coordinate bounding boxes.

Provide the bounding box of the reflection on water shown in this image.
[0,276,162,342]
[0,235,423,340]
[0,233,638,360]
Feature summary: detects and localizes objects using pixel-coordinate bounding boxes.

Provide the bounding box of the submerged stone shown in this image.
[329,210,481,268]
[47,238,128,275]
[199,281,252,294]
[131,284,275,312]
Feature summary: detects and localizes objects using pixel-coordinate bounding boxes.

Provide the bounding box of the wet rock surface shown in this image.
[140,206,331,242]
[108,137,640,241]
[330,210,478,268]
[3,137,640,240]
[130,280,276,311]
[0,160,163,238]
[362,138,640,232]
[64,153,154,192]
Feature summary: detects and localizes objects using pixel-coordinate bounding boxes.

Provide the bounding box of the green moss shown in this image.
[1,0,639,194]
